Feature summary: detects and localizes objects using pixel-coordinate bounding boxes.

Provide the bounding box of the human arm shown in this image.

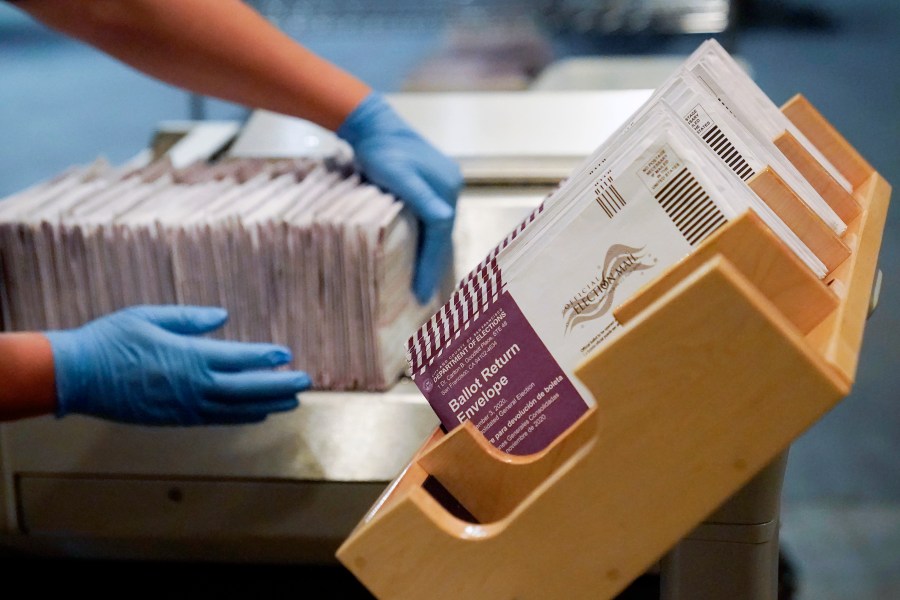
[1,305,310,425]
[14,0,463,301]
[13,0,369,130]
[0,332,57,421]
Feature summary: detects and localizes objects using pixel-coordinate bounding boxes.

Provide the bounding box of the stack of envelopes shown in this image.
[0,157,440,391]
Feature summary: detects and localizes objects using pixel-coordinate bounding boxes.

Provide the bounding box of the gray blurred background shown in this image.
[1,0,897,598]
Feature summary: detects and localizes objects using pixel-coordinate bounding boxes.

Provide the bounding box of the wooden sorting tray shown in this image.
[335,95,892,599]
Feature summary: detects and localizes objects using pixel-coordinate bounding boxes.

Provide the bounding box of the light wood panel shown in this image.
[774,129,861,223]
[747,166,850,273]
[782,94,875,188]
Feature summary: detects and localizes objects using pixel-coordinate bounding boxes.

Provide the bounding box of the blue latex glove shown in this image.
[337,91,463,304]
[44,305,311,426]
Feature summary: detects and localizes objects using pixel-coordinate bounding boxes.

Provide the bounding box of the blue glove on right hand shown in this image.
[338,92,463,304]
[44,305,310,426]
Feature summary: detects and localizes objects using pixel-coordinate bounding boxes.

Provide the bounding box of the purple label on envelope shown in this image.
[415,290,588,455]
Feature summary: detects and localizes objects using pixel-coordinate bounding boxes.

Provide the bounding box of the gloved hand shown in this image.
[44,305,311,426]
[338,91,463,304]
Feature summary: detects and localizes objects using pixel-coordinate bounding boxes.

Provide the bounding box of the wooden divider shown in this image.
[774,130,861,223]
[747,166,850,273]
[782,94,875,188]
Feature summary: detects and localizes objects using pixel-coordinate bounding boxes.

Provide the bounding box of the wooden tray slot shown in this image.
[774,129,862,223]
[782,93,875,188]
[747,166,851,273]
[343,426,443,540]
[418,406,598,523]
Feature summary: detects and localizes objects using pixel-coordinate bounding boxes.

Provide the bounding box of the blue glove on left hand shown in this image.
[44,305,311,426]
[338,91,463,304]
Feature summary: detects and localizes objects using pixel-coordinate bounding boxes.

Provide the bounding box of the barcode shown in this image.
[593,175,627,218]
[655,167,728,246]
[701,125,755,181]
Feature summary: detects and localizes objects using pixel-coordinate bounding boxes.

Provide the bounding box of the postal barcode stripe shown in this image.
[709,131,729,153]
[669,185,706,225]
[595,182,627,218]
[656,166,692,200]
[691,212,727,245]
[661,177,701,214]
[722,147,739,165]
[658,170,697,212]
[705,127,731,154]
[656,167,728,246]
[688,203,727,245]
[701,124,757,181]
[673,197,711,236]
[736,162,754,180]
[683,204,722,243]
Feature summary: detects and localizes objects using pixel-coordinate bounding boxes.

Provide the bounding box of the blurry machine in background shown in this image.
[183,0,735,114]
[243,0,734,43]
[541,0,733,36]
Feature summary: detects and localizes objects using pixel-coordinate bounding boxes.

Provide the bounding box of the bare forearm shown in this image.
[16,0,371,130]
[0,333,57,421]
